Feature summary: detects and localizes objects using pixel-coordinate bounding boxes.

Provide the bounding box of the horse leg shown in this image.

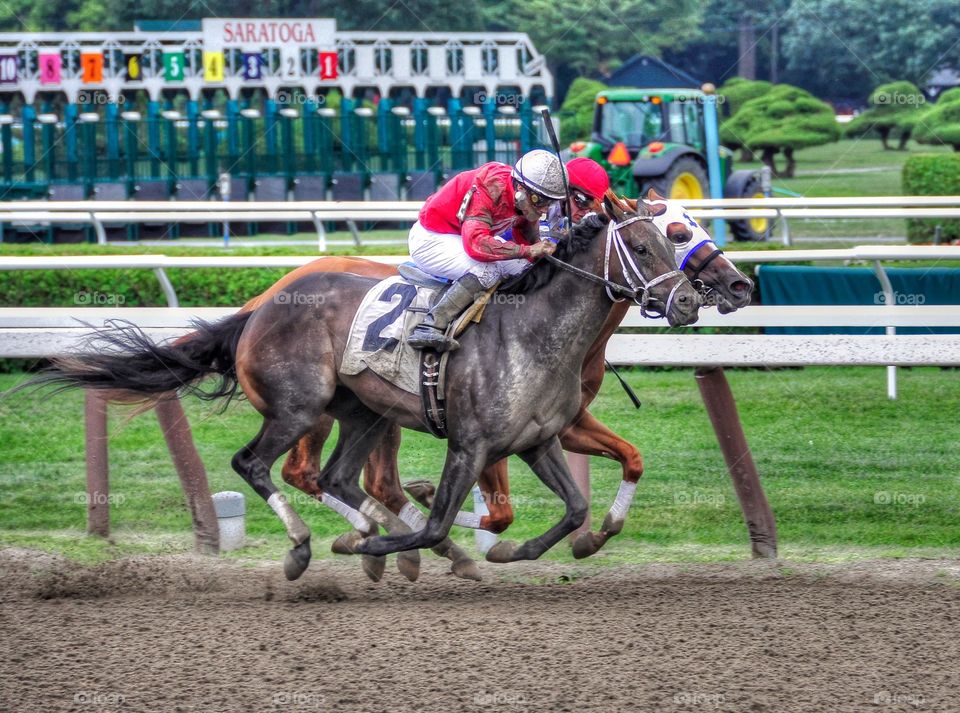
[315,408,423,581]
[231,414,321,581]
[560,409,644,559]
[353,446,486,557]
[479,460,514,534]
[364,423,481,581]
[280,414,387,582]
[400,459,514,536]
[485,437,588,563]
[280,414,333,498]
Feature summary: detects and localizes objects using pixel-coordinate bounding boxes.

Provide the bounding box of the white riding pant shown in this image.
[408,220,532,289]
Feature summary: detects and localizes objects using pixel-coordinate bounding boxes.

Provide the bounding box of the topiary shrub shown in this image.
[902,153,960,243]
[844,81,927,149]
[559,77,608,143]
[913,95,960,152]
[720,84,839,177]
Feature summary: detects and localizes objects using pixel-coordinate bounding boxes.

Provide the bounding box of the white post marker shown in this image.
[212,491,246,551]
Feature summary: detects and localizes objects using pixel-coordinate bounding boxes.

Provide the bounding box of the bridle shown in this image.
[679,238,725,301]
[543,212,687,319]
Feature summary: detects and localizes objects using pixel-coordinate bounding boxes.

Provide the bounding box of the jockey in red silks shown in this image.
[565,156,610,223]
[407,149,567,352]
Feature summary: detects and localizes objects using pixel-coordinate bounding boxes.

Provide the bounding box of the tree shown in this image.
[559,78,607,142]
[913,94,960,152]
[490,0,702,92]
[845,81,926,150]
[781,0,960,100]
[720,84,839,177]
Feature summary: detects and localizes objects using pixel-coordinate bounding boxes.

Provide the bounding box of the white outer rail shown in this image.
[2,245,959,398]
[3,196,960,248]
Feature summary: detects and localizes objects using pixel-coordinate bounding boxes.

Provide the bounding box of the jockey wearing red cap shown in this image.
[408,149,566,352]
[566,157,610,222]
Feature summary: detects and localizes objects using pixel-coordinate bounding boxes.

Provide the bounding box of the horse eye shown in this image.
[633,244,648,256]
[670,234,689,244]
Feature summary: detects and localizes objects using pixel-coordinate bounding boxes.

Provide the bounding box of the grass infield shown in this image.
[1,366,957,564]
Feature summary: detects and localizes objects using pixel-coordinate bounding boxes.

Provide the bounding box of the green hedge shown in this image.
[0,267,291,308]
[902,153,960,243]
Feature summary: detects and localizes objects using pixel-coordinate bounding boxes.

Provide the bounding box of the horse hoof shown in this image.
[451,557,482,581]
[600,513,625,536]
[402,479,437,508]
[485,540,519,563]
[331,530,365,555]
[396,550,421,582]
[284,539,312,581]
[571,532,601,560]
[362,554,386,582]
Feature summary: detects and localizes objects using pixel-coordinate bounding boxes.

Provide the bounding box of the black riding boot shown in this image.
[408,274,486,352]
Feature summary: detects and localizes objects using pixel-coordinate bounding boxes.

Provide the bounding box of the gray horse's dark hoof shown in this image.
[571,531,604,559]
[451,557,482,581]
[362,554,386,582]
[396,549,421,582]
[331,530,365,555]
[284,539,311,581]
[402,479,437,508]
[485,540,519,563]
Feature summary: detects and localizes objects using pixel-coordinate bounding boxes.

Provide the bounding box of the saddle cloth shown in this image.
[340,276,440,394]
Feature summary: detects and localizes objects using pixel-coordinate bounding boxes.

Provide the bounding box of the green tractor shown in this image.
[565,87,770,241]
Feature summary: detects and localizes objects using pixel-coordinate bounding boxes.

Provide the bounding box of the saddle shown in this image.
[339,271,496,438]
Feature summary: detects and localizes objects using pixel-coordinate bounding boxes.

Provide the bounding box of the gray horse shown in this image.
[31,195,700,580]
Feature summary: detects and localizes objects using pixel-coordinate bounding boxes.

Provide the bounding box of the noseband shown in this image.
[679,239,724,301]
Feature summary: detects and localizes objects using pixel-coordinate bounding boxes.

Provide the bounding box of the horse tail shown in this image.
[25,312,253,408]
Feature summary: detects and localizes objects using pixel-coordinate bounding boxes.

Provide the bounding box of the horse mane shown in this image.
[499,192,649,295]
[499,212,608,295]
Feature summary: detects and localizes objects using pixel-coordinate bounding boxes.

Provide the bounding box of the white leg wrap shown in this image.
[320,493,371,531]
[453,511,483,529]
[398,502,428,531]
[267,492,308,543]
[608,481,638,522]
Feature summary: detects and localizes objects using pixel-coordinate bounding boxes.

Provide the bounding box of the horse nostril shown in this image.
[730,280,752,295]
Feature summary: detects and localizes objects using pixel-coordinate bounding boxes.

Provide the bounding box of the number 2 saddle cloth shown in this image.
[340,274,493,437]
[340,276,436,395]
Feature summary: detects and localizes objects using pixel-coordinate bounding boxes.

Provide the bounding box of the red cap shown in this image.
[567,157,610,199]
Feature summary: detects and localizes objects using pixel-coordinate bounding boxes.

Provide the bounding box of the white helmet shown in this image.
[512,149,567,200]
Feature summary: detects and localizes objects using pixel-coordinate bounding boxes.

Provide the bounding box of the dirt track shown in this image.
[1,550,959,713]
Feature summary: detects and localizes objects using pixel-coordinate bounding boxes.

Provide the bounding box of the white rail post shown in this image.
[873,260,898,400]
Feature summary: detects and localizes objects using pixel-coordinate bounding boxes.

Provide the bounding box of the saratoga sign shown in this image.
[202,19,336,49]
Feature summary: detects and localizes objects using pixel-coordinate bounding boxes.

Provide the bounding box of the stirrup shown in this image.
[408,325,459,352]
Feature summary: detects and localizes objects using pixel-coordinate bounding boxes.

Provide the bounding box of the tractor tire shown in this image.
[645,156,708,202]
[726,170,770,241]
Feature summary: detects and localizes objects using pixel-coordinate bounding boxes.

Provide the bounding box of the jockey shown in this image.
[407,149,567,352]
[566,157,610,223]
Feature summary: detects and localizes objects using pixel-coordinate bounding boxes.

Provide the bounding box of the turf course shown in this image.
[1,366,957,564]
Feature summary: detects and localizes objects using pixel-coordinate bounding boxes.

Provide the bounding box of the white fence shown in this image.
[2,245,959,399]
[3,196,960,248]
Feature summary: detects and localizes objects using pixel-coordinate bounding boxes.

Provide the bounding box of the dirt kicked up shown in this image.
[1,550,958,713]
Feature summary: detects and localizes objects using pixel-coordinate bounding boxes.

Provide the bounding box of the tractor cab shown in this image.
[567,87,769,240]
[593,88,706,156]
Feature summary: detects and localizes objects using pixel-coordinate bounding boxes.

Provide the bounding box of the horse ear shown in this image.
[646,187,666,202]
[624,197,639,211]
[603,190,623,219]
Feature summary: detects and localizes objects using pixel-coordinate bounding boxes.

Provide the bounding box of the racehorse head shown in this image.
[636,188,754,314]
[602,191,701,327]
